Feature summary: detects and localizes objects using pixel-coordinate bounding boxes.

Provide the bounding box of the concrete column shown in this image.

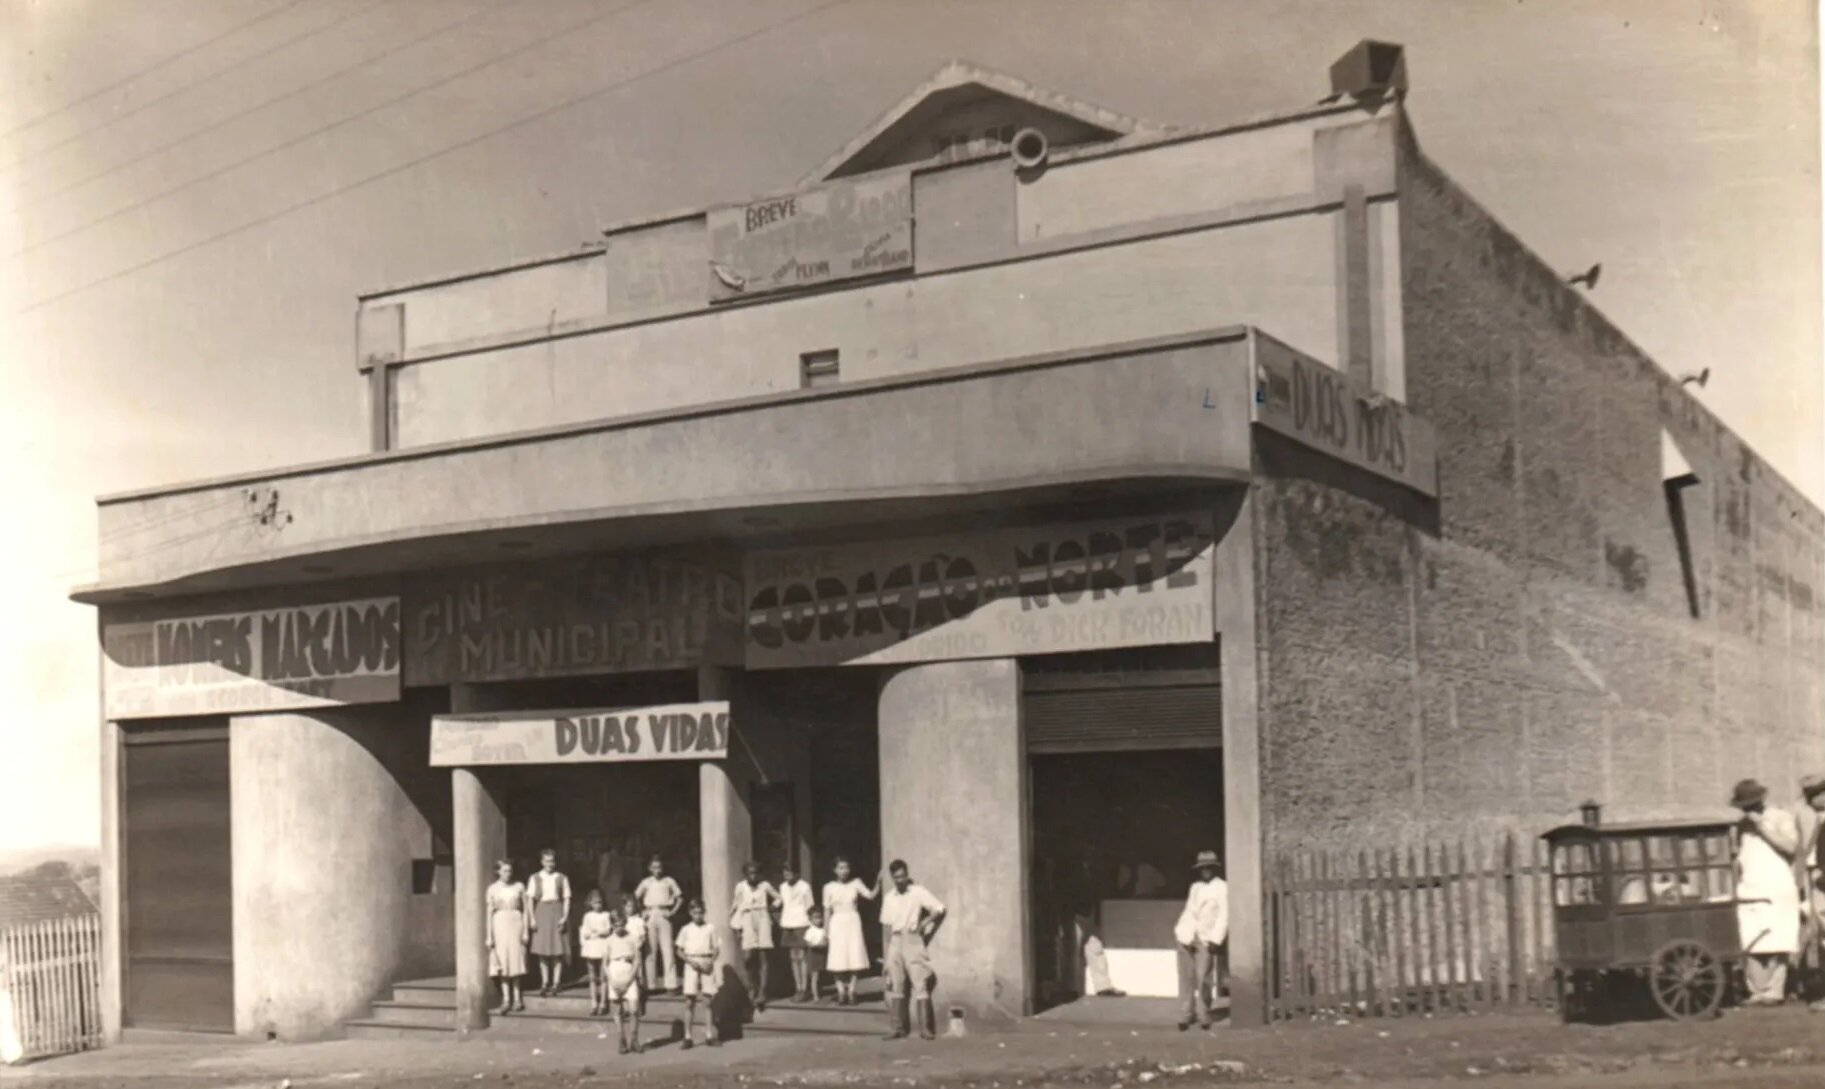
[450,682,511,1031]
[453,768,507,1031]
[97,714,123,1044]
[698,666,750,973]
[878,658,1028,1022]
[1215,490,1266,1027]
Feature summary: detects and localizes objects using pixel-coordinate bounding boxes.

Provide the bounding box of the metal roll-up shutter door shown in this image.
[1024,681,1220,753]
[123,725,234,1032]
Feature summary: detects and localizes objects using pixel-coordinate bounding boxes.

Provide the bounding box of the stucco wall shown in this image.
[878,658,1027,1021]
[230,700,452,1039]
[1252,136,1825,850]
[366,108,1416,450]
[94,337,1254,593]
[390,216,1340,448]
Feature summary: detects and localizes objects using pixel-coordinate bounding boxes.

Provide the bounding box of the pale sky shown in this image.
[1,0,1819,852]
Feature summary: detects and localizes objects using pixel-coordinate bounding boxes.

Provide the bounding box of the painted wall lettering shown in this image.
[708,172,913,300]
[406,554,745,685]
[429,702,732,767]
[102,597,402,719]
[743,513,1216,668]
[1252,336,1439,497]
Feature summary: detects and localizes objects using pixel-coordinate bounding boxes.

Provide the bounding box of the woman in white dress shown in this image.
[821,857,882,1006]
[485,859,531,1014]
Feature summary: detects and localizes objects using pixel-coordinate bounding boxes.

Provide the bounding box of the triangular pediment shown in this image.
[800,61,1160,186]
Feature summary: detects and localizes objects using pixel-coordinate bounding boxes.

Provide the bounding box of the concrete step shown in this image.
[369,979,883,1039]
[345,1019,455,1040]
[366,1001,459,1028]
[390,982,460,1006]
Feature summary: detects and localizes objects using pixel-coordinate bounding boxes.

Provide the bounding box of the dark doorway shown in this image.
[123,724,234,1032]
[502,762,701,906]
[480,669,704,904]
[1029,748,1223,1009]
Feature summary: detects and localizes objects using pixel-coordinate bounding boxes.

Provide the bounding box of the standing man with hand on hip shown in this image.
[1174,849,1228,1031]
[879,860,946,1041]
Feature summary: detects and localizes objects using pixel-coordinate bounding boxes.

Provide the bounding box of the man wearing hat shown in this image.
[1171,849,1228,1031]
[1731,778,1802,1005]
[1797,774,1825,1011]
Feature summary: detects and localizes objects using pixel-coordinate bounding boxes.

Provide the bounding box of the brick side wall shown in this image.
[1255,130,1825,851]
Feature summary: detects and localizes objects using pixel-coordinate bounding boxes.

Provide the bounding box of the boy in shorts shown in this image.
[603,911,644,1054]
[675,900,722,1049]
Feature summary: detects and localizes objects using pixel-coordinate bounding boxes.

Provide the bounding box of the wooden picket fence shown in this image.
[1266,834,1556,1020]
[0,915,103,1061]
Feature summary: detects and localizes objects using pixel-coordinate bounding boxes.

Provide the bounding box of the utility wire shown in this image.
[18,0,499,211]
[8,0,399,178]
[1,0,314,141]
[18,0,854,314]
[97,493,245,542]
[14,0,636,257]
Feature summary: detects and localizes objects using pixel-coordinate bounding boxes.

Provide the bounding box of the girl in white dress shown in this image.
[578,890,614,1015]
[821,857,882,1005]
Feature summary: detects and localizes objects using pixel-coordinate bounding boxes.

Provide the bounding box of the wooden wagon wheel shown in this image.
[1649,939,1724,1020]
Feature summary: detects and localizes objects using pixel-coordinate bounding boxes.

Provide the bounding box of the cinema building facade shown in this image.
[76,46,1825,1042]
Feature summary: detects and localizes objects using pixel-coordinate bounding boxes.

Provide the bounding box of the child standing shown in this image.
[527,848,571,997]
[731,862,780,1010]
[577,891,614,1015]
[635,856,683,993]
[803,906,829,1003]
[619,894,649,1017]
[675,900,721,1049]
[603,911,644,1055]
[778,864,816,1002]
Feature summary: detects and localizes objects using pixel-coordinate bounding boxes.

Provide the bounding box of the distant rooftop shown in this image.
[0,872,96,929]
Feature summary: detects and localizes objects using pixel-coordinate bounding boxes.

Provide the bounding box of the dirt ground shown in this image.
[3,1005,1823,1089]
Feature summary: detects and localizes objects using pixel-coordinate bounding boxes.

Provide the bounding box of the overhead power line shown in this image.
[0,0,313,141]
[18,0,854,314]
[7,0,398,175]
[15,0,633,256]
[18,0,499,211]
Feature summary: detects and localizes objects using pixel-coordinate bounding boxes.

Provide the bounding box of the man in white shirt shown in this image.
[1173,849,1228,1031]
[879,859,946,1041]
[635,855,684,993]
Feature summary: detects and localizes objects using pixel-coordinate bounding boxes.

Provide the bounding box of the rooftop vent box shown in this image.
[1330,40,1408,98]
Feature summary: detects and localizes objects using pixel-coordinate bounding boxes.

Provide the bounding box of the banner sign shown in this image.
[707,172,912,300]
[103,597,401,719]
[406,554,744,685]
[744,513,1215,669]
[1252,338,1439,497]
[429,702,731,767]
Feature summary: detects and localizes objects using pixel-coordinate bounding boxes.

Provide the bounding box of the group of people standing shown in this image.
[1729,775,1825,1009]
[483,851,949,1050]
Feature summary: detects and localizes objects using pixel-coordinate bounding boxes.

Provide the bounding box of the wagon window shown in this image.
[1553,840,1602,905]
[1696,832,1735,901]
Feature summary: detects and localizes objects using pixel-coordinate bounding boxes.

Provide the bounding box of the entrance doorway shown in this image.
[1030,748,1223,1008]
[475,670,703,904]
[122,723,234,1032]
